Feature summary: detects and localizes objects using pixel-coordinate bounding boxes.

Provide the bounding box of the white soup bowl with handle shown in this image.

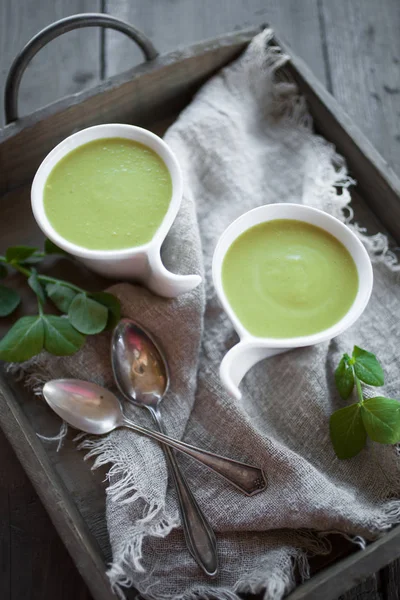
[212,203,373,400]
[31,123,201,299]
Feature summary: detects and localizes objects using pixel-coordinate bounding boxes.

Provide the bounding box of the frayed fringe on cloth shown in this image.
[111,533,332,600]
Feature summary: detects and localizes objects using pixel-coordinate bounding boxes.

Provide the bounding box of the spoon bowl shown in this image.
[112,319,168,409]
[43,379,122,434]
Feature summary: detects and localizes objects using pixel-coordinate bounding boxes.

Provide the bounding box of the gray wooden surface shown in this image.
[0,1,399,599]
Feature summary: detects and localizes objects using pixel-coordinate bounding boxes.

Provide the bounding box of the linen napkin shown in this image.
[23,29,400,600]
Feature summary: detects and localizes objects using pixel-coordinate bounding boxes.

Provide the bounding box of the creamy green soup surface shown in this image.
[222,219,359,338]
[44,137,172,250]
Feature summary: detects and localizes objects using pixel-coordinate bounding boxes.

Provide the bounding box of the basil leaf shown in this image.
[335,355,355,399]
[0,264,7,279]
[89,291,121,330]
[6,246,37,263]
[0,285,21,317]
[68,293,108,335]
[44,239,68,256]
[329,403,367,459]
[46,283,77,314]
[361,397,400,444]
[43,315,85,356]
[28,269,46,305]
[0,316,44,362]
[352,346,384,387]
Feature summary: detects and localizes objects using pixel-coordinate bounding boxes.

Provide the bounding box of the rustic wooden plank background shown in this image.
[0,1,399,599]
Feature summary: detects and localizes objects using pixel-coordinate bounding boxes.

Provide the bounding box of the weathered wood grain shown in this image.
[0,371,114,600]
[0,428,91,600]
[381,559,400,600]
[0,29,256,194]
[103,0,328,87]
[321,0,400,177]
[0,0,101,127]
[281,43,400,244]
[2,32,400,598]
[339,576,384,600]
[1,3,400,600]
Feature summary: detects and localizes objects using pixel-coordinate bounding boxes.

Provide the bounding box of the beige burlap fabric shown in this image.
[23,30,400,600]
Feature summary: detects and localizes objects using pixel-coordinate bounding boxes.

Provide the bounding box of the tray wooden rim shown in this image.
[0,27,259,143]
[0,372,113,600]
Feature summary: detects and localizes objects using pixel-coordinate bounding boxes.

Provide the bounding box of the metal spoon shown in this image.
[42,379,267,497]
[111,319,217,576]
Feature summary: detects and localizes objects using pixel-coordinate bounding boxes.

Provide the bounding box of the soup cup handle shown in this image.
[220,342,291,400]
[145,248,202,298]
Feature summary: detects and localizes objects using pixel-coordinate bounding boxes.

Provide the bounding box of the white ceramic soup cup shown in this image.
[213,203,373,400]
[31,123,201,298]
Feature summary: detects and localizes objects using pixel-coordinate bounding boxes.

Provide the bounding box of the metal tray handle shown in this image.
[4,13,159,124]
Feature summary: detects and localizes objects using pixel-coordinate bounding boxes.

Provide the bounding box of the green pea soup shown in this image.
[221,219,359,338]
[44,137,172,251]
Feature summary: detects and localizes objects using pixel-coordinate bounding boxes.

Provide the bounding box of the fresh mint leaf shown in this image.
[335,355,355,399]
[89,291,121,330]
[0,285,20,317]
[46,283,77,314]
[0,239,115,362]
[352,346,384,387]
[44,239,68,256]
[22,254,44,265]
[68,293,108,335]
[361,397,400,444]
[330,403,367,459]
[28,269,46,305]
[42,315,85,355]
[0,316,44,362]
[6,246,37,263]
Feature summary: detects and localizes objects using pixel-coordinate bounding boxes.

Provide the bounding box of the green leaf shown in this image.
[352,346,384,387]
[42,315,85,356]
[22,254,44,265]
[44,239,68,256]
[68,293,108,335]
[89,291,121,330]
[330,403,367,459]
[28,269,46,305]
[46,283,77,314]
[0,316,44,362]
[335,355,355,399]
[0,264,7,279]
[361,397,400,444]
[6,245,37,263]
[0,285,21,317]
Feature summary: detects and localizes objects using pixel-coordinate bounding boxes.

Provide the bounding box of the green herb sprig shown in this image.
[0,241,120,362]
[330,346,400,459]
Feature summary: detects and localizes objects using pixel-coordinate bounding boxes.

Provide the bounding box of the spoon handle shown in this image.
[122,416,267,496]
[148,407,218,577]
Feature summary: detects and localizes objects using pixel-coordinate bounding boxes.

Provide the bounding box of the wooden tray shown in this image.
[1,14,400,600]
